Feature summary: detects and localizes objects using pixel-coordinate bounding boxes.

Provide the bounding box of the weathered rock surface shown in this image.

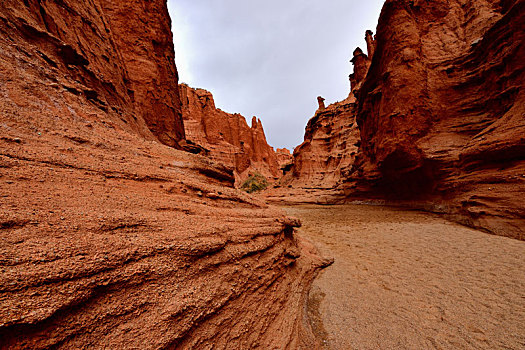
[349,0,525,239]
[0,0,185,149]
[276,148,293,170]
[0,1,329,348]
[180,84,282,184]
[288,95,360,190]
[100,1,186,148]
[265,94,360,204]
[283,0,525,239]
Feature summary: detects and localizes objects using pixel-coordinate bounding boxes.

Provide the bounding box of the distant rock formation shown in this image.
[365,30,376,59]
[282,95,359,192]
[277,31,370,195]
[0,0,329,348]
[276,148,293,170]
[317,96,326,110]
[179,84,281,184]
[349,47,371,93]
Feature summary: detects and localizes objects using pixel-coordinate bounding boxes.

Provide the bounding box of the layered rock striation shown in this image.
[266,94,361,204]
[0,0,185,148]
[269,43,369,203]
[0,0,329,348]
[286,95,360,190]
[276,148,293,170]
[180,84,281,184]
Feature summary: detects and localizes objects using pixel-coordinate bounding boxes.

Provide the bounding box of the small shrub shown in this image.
[240,172,268,194]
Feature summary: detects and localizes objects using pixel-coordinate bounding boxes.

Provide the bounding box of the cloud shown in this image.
[168,0,385,150]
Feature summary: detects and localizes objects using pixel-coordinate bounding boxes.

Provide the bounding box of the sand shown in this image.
[284,205,525,350]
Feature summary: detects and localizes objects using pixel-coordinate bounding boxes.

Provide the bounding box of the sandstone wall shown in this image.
[180,83,281,184]
[0,1,328,348]
[287,96,360,190]
[285,0,524,239]
[350,0,525,239]
[0,0,184,148]
[100,1,186,148]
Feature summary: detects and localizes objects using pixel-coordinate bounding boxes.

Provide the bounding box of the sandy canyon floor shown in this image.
[284,205,525,350]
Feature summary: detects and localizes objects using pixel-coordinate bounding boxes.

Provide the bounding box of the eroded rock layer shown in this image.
[276,148,293,170]
[180,84,281,184]
[287,96,360,190]
[0,0,185,148]
[268,48,367,204]
[0,1,328,348]
[268,96,360,204]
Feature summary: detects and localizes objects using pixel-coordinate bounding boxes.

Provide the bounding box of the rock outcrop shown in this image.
[284,0,525,239]
[265,92,360,204]
[0,1,330,348]
[287,96,360,190]
[180,84,281,184]
[0,0,185,149]
[276,148,293,170]
[269,43,368,203]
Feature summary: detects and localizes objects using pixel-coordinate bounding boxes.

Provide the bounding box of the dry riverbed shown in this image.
[284,205,525,350]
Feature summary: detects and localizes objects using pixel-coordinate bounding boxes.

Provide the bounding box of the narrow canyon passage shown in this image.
[284,205,525,350]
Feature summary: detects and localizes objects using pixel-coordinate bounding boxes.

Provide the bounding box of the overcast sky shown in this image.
[167,0,385,150]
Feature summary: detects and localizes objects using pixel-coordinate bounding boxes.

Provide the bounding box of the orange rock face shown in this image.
[265,92,360,204]
[350,0,525,239]
[287,95,360,190]
[0,0,329,348]
[286,0,525,239]
[0,0,185,149]
[99,1,186,148]
[265,94,360,205]
[179,84,281,184]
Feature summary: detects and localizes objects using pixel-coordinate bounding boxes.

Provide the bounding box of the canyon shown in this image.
[276,0,525,241]
[0,0,524,349]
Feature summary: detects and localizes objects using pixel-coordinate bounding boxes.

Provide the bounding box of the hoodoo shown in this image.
[317,96,326,111]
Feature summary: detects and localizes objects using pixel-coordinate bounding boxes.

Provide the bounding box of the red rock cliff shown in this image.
[0,0,185,148]
[286,0,525,239]
[100,1,186,148]
[0,1,329,348]
[180,83,281,184]
[274,39,370,200]
[350,0,525,239]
